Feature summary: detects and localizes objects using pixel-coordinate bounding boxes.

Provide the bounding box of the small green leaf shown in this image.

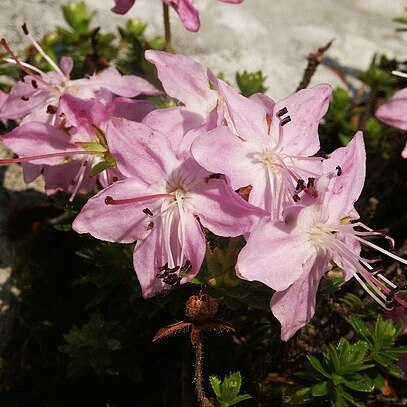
[312,381,329,397]
[307,355,330,378]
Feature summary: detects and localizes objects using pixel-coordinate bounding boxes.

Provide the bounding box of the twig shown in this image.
[296,39,334,91]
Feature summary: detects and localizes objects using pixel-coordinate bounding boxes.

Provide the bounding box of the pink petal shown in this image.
[60,57,74,77]
[110,98,155,122]
[72,179,162,243]
[2,122,77,165]
[106,118,178,184]
[0,80,50,120]
[270,253,328,341]
[142,107,203,152]
[134,212,206,298]
[376,88,407,131]
[324,131,365,222]
[43,161,95,195]
[21,162,43,183]
[111,0,136,13]
[249,92,276,115]
[270,84,332,156]
[88,67,160,98]
[145,50,218,116]
[191,125,258,190]
[236,210,316,291]
[189,178,268,237]
[164,0,200,32]
[59,94,110,135]
[211,75,268,142]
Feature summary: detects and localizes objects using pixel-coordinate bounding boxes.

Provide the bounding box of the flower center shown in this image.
[261,149,281,169]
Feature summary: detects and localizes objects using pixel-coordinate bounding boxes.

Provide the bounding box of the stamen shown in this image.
[0,150,101,165]
[280,116,291,126]
[295,179,305,192]
[293,194,300,202]
[276,107,288,117]
[22,23,66,80]
[163,274,181,286]
[143,208,154,216]
[391,70,407,79]
[31,79,38,89]
[307,177,315,189]
[311,150,330,159]
[21,96,29,101]
[336,165,342,176]
[46,105,58,114]
[67,159,88,207]
[353,235,407,266]
[1,39,47,85]
[104,193,172,206]
[181,260,192,273]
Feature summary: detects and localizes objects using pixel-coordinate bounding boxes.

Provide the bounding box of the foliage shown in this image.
[209,372,252,407]
[236,70,268,97]
[292,316,407,406]
[59,312,122,377]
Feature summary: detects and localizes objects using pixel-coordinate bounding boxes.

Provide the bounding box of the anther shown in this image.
[21,96,29,101]
[158,263,169,272]
[46,105,58,114]
[104,196,113,205]
[143,208,153,217]
[69,180,76,186]
[21,23,29,35]
[181,260,192,273]
[66,201,73,209]
[312,150,330,159]
[31,79,38,89]
[112,176,118,182]
[146,221,154,230]
[293,194,301,202]
[19,73,25,82]
[167,266,180,273]
[307,177,315,189]
[280,116,291,126]
[295,179,305,192]
[276,107,288,117]
[163,274,181,286]
[336,165,343,176]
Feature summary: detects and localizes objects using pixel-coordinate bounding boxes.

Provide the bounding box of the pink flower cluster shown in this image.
[1,35,406,341]
[112,0,243,32]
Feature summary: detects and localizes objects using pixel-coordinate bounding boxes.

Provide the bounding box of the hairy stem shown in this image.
[194,337,208,407]
[163,3,172,51]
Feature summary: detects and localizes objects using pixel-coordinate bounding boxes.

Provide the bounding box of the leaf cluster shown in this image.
[209,372,252,407]
[292,316,407,406]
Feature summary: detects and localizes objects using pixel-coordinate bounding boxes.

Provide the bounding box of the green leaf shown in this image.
[312,381,329,397]
[75,142,107,153]
[62,1,91,33]
[236,70,267,97]
[307,355,330,378]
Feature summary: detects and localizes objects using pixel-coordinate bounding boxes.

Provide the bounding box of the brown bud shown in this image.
[185,294,218,324]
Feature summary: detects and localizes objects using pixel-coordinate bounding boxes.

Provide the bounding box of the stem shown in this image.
[163,2,172,51]
[194,337,208,407]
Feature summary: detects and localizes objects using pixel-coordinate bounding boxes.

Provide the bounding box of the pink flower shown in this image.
[112,0,243,32]
[191,79,332,219]
[0,93,152,201]
[236,132,407,340]
[0,28,159,124]
[72,118,267,298]
[376,88,407,158]
[142,50,223,157]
